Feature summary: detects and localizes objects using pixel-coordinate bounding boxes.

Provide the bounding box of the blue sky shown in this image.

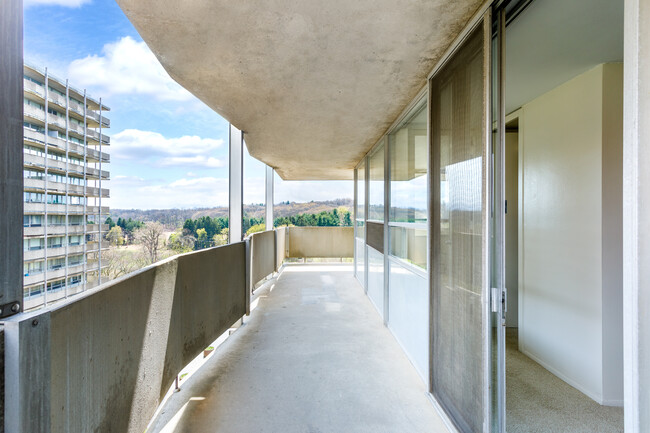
[24,0,352,209]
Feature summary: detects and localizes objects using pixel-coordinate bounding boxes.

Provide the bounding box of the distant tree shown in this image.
[246,223,266,236]
[196,228,209,250]
[106,226,124,247]
[342,210,352,226]
[213,227,228,246]
[105,216,116,229]
[103,248,148,280]
[134,222,164,264]
[168,229,195,253]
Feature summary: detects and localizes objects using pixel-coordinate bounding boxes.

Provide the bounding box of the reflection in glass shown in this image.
[368,143,384,221]
[388,102,427,269]
[356,160,365,240]
[431,23,486,433]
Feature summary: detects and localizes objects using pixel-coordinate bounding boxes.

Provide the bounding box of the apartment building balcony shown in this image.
[5,227,450,433]
[43,264,85,281]
[84,186,110,198]
[24,104,45,123]
[86,205,110,215]
[85,166,110,180]
[86,240,110,252]
[23,153,109,180]
[85,109,110,128]
[23,78,44,99]
[23,272,45,286]
[86,128,110,145]
[85,224,109,234]
[148,263,445,433]
[46,91,67,110]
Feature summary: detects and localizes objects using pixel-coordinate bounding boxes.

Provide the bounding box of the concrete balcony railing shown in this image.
[24,79,45,98]
[24,224,85,237]
[24,104,45,122]
[3,226,353,433]
[86,240,110,252]
[86,128,110,145]
[23,244,84,261]
[47,91,67,109]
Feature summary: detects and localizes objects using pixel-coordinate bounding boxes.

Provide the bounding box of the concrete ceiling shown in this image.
[116,0,483,180]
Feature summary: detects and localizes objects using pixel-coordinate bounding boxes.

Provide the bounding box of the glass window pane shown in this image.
[388,100,428,269]
[389,104,428,224]
[356,160,365,240]
[368,143,384,221]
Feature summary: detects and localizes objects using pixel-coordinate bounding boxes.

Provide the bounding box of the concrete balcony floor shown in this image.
[148,264,449,433]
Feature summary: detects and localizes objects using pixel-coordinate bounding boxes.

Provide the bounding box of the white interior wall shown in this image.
[601,64,625,405]
[519,63,623,405]
[505,131,519,327]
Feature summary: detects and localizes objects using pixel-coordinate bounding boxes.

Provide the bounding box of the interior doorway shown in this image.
[497,0,626,431]
[502,115,624,432]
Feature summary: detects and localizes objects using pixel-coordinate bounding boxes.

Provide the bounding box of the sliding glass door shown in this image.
[430,14,494,433]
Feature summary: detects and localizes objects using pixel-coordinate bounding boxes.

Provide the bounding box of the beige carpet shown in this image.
[506,328,623,433]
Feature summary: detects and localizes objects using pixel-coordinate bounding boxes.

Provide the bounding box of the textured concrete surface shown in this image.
[249,230,276,289]
[4,243,247,433]
[147,264,450,433]
[287,226,353,258]
[115,0,483,180]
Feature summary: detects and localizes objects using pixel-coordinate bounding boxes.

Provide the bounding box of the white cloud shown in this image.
[111,129,225,169]
[108,175,272,210]
[109,176,227,209]
[159,156,224,169]
[25,0,90,7]
[67,36,193,102]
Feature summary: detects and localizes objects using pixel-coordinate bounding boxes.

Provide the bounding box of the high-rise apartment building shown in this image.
[22,64,110,310]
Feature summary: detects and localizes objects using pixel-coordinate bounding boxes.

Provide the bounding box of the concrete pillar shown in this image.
[0,0,24,314]
[624,0,650,431]
[229,124,243,243]
[265,165,274,231]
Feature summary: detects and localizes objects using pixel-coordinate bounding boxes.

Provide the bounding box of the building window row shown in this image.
[24,74,85,108]
[24,254,86,276]
[25,122,87,145]
[25,145,85,166]
[24,169,85,186]
[24,214,85,227]
[23,274,84,299]
[24,236,85,251]
[24,192,87,205]
[25,97,85,124]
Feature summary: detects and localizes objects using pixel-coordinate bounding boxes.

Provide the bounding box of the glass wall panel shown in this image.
[431,23,487,433]
[368,143,384,222]
[356,161,365,240]
[389,102,428,269]
[388,259,428,379]
[367,245,384,317]
[355,161,366,287]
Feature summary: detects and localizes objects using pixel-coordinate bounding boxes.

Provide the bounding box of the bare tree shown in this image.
[134,221,165,264]
[102,248,148,280]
